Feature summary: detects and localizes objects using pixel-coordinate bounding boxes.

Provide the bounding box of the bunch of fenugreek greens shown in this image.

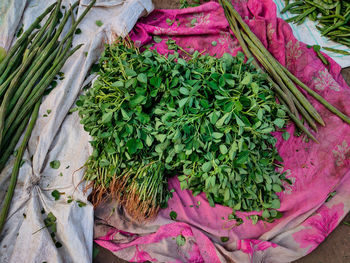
[77,39,289,222]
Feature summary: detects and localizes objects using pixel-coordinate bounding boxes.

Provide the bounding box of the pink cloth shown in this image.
[94,1,350,262]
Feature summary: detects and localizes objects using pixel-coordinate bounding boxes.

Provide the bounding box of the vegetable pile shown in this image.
[282,0,350,52]
[220,0,350,143]
[0,0,95,235]
[77,39,288,221]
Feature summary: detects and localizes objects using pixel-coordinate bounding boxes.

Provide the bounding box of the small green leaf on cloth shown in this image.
[176,234,186,246]
[50,160,60,169]
[51,190,61,201]
[95,20,103,27]
[220,236,229,242]
[170,211,177,220]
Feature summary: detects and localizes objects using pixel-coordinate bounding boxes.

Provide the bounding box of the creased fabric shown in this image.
[0,0,153,262]
[94,1,350,262]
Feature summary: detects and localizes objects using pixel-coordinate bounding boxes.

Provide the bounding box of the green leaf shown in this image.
[153,36,162,43]
[179,87,189,95]
[220,237,229,242]
[272,184,282,193]
[190,18,197,26]
[101,111,113,124]
[251,82,259,94]
[137,73,147,84]
[125,68,137,77]
[155,134,167,143]
[176,234,186,246]
[178,98,188,108]
[77,201,86,207]
[262,210,270,218]
[146,135,153,147]
[126,138,139,155]
[220,145,228,154]
[177,58,187,66]
[121,108,130,120]
[313,45,321,52]
[51,190,60,201]
[212,132,224,139]
[271,199,281,209]
[50,160,60,169]
[236,151,249,164]
[170,211,177,220]
[235,115,245,127]
[202,161,212,173]
[55,241,63,248]
[212,41,217,46]
[167,18,174,25]
[282,132,290,141]
[95,20,103,27]
[241,74,252,85]
[273,119,285,128]
[225,79,235,86]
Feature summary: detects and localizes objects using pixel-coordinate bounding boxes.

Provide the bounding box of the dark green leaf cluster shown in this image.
[77,40,288,221]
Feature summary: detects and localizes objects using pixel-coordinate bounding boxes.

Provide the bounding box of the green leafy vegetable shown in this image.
[77,39,288,222]
[95,20,103,27]
[176,234,186,246]
[50,160,60,169]
[220,236,229,242]
[170,211,177,220]
[51,190,61,201]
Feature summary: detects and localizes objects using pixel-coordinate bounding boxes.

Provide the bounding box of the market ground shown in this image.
[94,1,350,262]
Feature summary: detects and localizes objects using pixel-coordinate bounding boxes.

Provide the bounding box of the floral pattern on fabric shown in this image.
[267,23,275,41]
[237,239,278,257]
[313,69,341,92]
[286,40,302,70]
[332,140,350,167]
[293,203,344,253]
[186,13,211,28]
[96,1,350,262]
[130,245,157,262]
[217,32,240,54]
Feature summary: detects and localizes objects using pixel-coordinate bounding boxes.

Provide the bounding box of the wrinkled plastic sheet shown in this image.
[0,0,153,262]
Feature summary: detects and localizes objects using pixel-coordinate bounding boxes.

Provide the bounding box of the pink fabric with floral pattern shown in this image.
[93,1,350,262]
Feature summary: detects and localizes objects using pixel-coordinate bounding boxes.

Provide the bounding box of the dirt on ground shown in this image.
[94,1,350,262]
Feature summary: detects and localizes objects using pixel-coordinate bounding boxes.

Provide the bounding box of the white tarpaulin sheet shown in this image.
[0,0,153,262]
[273,0,350,68]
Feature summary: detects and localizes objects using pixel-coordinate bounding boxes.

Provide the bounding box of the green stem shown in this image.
[0,3,56,77]
[0,47,39,147]
[281,65,350,125]
[6,45,83,134]
[0,101,40,236]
